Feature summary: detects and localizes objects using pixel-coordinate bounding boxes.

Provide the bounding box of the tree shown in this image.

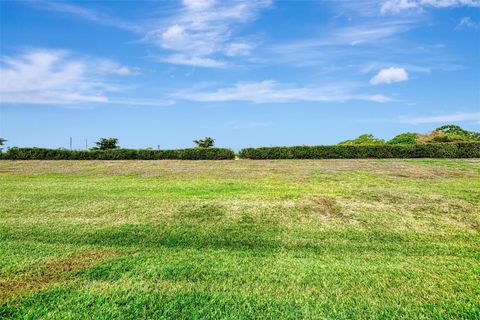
[92,138,119,150]
[387,133,417,145]
[338,134,385,146]
[435,125,469,136]
[0,137,6,151]
[436,124,480,141]
[194,137,215,148]
[415,125,479,144]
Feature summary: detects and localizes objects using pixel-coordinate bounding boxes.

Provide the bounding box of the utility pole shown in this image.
[69,137,72,150]
[85,139,88,150]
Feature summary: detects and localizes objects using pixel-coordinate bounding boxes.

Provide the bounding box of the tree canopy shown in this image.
[92,138,120,150]
[387,133,417,145]
[338,134,385,146]
[338,125,479,146]
[0,137,6,151]
[194,137,215,148]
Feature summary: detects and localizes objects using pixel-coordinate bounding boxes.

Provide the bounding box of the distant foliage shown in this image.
[0,137,6,152]
[417,131,467,144]
[338,134,385,146]
[436,125,471,137]
[239,142,480,159]
[93,138,120,150]
[412,125,479,144]
[194,137,215,148]
[435,125,480,141]
[2,147,235,160]
[387,133,417,145]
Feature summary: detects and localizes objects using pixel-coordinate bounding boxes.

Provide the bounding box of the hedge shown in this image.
[238,142,480,159]
[3,142,479,160]
[1,148,235,160]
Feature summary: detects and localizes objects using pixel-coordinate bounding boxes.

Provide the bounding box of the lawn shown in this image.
[0,159,479,319]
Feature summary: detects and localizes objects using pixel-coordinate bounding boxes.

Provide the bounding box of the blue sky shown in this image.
[0,0,479,150]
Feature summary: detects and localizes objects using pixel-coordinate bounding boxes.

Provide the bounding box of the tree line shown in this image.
[1,125,479,151]
[338,125,480,146]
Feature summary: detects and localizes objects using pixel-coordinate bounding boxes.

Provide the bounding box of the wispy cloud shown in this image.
[402,112,480,124]
[0,49,172,106]
[23,0,142,32]
[144,0,271,67]
[381,0,480,15]
[266,20,413,68]
[273,21,411,52]
[456,16,479,29]
[175,80,392,103]
[161,54,228,68]
[330,0,479,16]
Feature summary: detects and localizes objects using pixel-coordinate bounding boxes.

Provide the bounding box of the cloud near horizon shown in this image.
[370,67,409,85]
[0,49,172,106]
[175,80,392,103]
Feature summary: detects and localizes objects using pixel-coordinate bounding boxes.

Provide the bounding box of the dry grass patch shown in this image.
[0,249,117,302]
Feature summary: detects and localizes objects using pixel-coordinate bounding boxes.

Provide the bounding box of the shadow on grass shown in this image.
[1,222,478,258]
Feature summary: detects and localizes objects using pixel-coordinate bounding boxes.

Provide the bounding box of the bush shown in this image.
[238,142,480,159]
[1,148,235,160]
[338,134,385,145]
[387,133,417,145]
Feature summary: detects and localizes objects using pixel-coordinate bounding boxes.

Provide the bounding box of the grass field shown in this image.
[1,159,479,319]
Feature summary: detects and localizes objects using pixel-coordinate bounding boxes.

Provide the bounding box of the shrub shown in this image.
[238,142,480,159]
[430,134,468,143]
[338,134,385,146]
[387,133,417,145]
[2,147,235,160]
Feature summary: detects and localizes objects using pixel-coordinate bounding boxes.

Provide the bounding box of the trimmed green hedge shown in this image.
[1,148,235,160]
[3,142,479,160]
[238,142,480,159]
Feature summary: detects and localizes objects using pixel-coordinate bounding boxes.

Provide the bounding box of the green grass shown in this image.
[0,159,479,319]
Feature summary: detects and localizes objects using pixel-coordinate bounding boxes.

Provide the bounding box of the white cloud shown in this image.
[456,17,479,29]
[162,54,228,68]
[0,49,171,106]
[381,0,419,14]
[145,0,271,67]
[402,112,480,124]
[370,67,409,85]
[225,42,254,56]
[182,0,216,10]
[175,80,391,103]
[267,21,413,68]
[274,22,411,52]
[381,0,480,14]
[368,94,394,103]
[96,59,140,75]
[24,1,141,32]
